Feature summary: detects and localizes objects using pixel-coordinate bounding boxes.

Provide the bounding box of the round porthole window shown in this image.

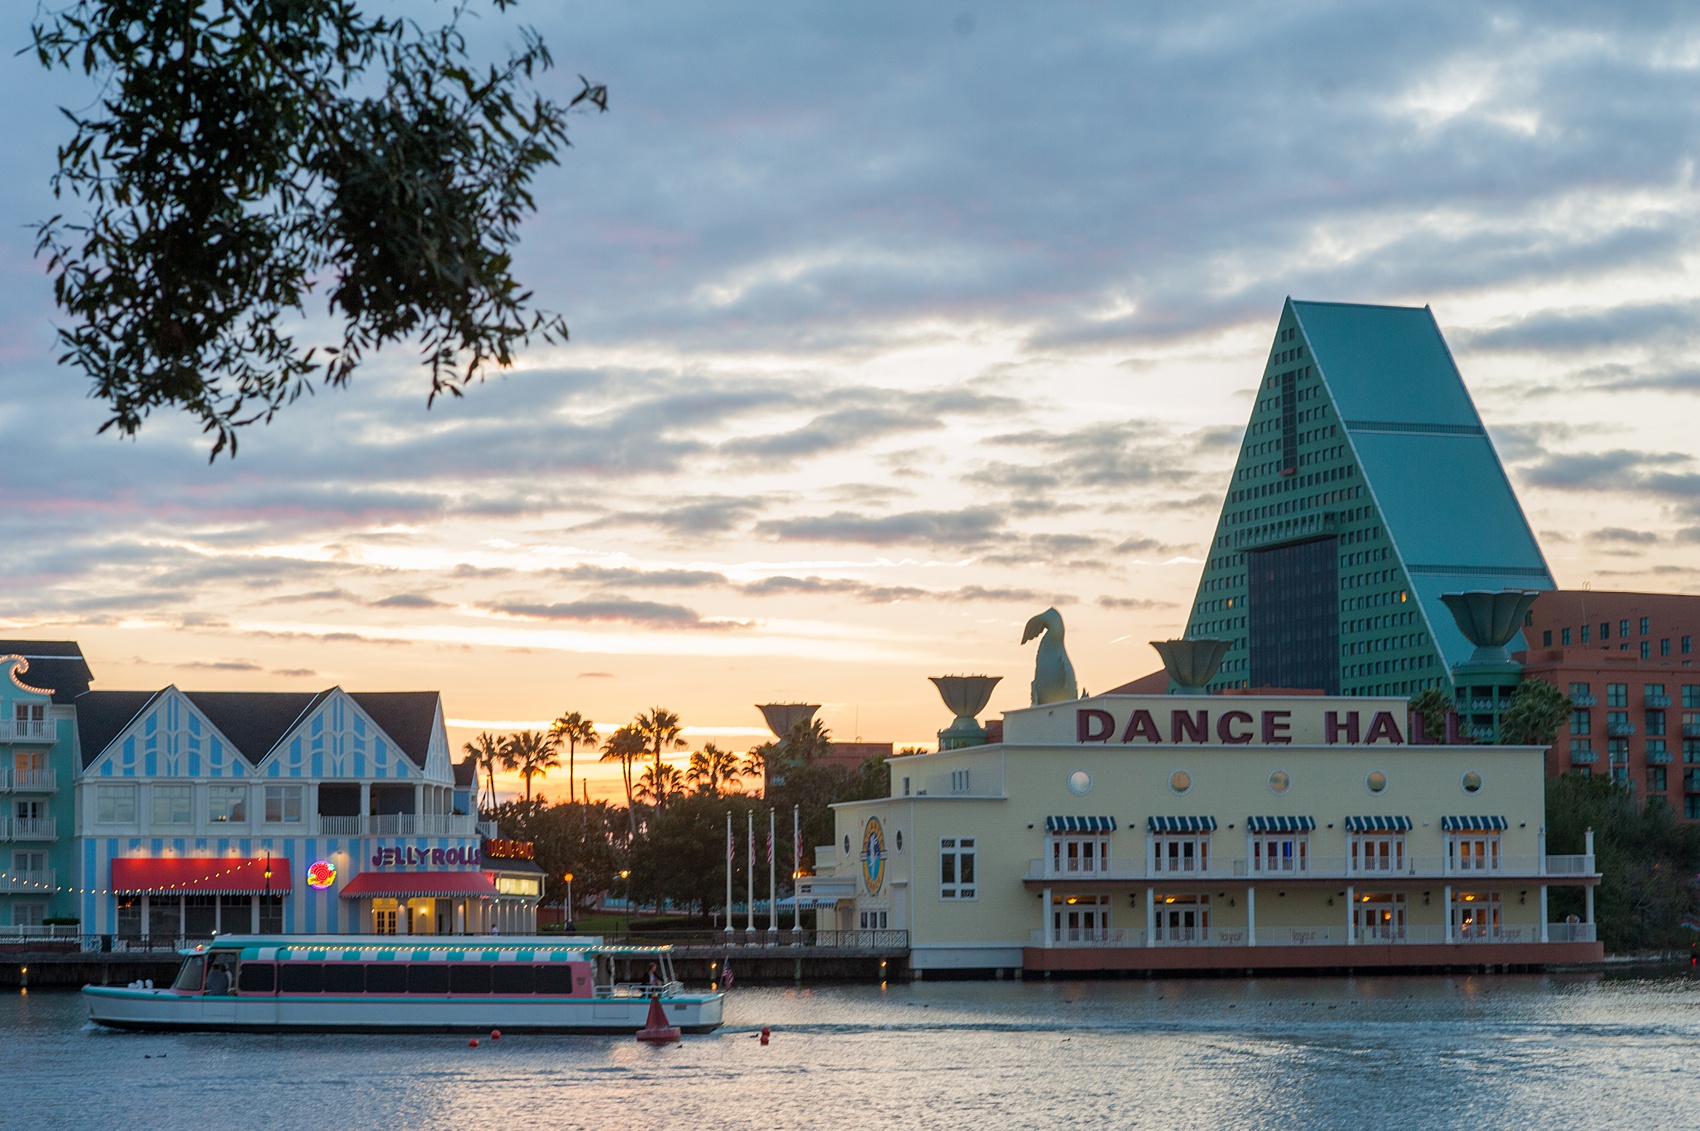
[1068,770,1093,796]
[1268,770,1291,795]
[1462,771,1483,794]
[895,830,903,852]
[844,834,851,854]
[1169,769,1192,795]
[1366,771,1387,794]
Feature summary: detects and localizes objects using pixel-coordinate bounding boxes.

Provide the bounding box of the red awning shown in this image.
[339,871,499,899]
[111,857,292,895]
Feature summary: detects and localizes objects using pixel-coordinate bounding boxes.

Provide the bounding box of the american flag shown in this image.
[727,824,734,865]
[766,827,774,865]
[794,822,802,866]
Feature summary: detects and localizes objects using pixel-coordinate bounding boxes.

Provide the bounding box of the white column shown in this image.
[768,808,777,934]
[1443,885,1452,943]
[1042,887,1053,946]
[1585,881,1595,926]
[1246,886,1256,947]
[746,809,756,934]
[725,811,733,937]
[1539,886,1549,943]
[1585,826,1595,870]
[360,783,371,833]
[1144,887,1155,948]
[1145,832,1155,876]
[141,895,150,938]
[1345,884,1355,944]
[1537,825,1547,876]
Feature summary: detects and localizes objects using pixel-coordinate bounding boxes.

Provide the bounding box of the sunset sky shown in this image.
[4,4,1700,803]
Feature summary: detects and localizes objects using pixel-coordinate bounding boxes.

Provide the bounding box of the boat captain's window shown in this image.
[171,954,205,992]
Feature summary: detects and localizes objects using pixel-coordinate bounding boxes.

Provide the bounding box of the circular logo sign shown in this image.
[307,860,337,890]
[861,817,885,896]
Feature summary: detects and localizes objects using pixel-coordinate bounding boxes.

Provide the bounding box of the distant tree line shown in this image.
[465,708,901,921]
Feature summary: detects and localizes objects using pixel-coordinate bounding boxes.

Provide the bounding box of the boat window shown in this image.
[535,964,574,995]
[171,955,206,992]
[407,964,450,994]
[365,964,407,994]
[491,965,535,995]
[237,963,275,994]
[449,965,492,995]
[323,964,366,994]
[278,963,325,993]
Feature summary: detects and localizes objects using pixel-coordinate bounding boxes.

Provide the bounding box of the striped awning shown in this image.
[1246,816,1315,833]
[1441,815,1508,832]
[1147,816,1217,833]
[1046,816,1116,833]
[1344,816,1412,832]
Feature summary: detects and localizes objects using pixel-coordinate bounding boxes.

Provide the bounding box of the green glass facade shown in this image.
[1186,300,1554,697]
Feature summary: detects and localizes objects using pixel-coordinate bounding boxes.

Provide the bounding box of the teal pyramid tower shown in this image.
[1183,299,1553,696]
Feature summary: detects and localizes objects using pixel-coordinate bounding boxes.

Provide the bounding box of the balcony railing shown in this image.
[1570,693,1597,707]
[0,868,54,893]
[8,769,56,791]
[0,719,54,742]
[314,814,476,837]
[1683,722,1700,739]
[1645,694,1672,708]
[1608,721,1636,736]
[1026,854,1596,881]
[319,815,363,836]
[1027,922,1597,948]
[10,818,56,840]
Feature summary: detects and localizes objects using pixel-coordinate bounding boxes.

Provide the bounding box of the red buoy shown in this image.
[760,1027,770,1046]
[490,1029,502,1041]
[636,994,682,1044]
[468,1038,479,1048]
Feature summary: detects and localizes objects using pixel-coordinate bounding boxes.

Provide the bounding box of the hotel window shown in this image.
[1685,636,1693,654]
[1570,710,1590,735]
[1608,738,1629,762]
[1649,765,1668,793]
[1570,738,1594,762]
[1049,835,1112,875]
[1447,833,1501,872]
[1452,892,1502,940]
[1250,833,1308,873]
[1622,619,1632,637]
[1153,894,1210,943]
[1350,834,1406,873]
[949,769,971,794]
[1580,625,1590,643]
[1601,622,1610,640]
[152,785,192,825]
[264,785,303,824]
[1607,683,1628,707]
[208,785,247,823]
[859,910,890,929]
[1642,642,1651,659]
[1542,630,1552,646]
[1662,639,1671,656]
[1562,628,1572,645]
[939,838,976,899]
[1647,710,1666,736]
[1641,617,1651,635]
[96,784,136,824]
[1647,739,1669,763]
[1611,764,1630,785]
[1686,686,1700,710]
[1152,834,1210,874]
[1052,894,1111,942]
[1646,683,1668,704]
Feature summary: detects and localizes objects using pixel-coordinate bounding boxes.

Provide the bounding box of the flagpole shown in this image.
[725,810,733,942]
[768,808,777,936]
[793,805,802,936]
[745,808,755,935]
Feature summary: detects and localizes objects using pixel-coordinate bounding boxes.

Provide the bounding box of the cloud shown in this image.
[1097,596,1174,610]
[177,660,264,672]
[552,565,728,588]
[271,668,319,678]
[1588,527,1658,545]
[371,593,445,608]
[482,596,731,629]
[755,507,1004,547]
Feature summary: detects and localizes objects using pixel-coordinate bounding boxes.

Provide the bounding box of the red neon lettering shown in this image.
[1170,710,1208,744]
[1217,710,1253,744]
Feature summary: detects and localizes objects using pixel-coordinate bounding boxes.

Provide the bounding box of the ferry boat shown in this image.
[83,935,725,1034]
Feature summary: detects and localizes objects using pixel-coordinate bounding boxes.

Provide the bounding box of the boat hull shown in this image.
[83,986,725,1035]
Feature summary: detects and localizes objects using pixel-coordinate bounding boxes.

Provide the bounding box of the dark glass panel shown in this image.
[278,963,324,993]
[535,964,575,995]
[449,964,492,995]
[407,964,450,994]
[491,965,535,995]
[1248,537,1340,693]
[237,963,276,993]
[365,964,407,994]
[323,963,366,994]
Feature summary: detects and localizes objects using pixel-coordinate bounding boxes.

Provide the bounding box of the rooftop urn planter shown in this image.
[756,703,820,739]
[1151,639,1230,695]
[1440,590,1542,666]
[931,675,1002,749]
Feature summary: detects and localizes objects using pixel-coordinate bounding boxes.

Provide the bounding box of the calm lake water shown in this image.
[7,970,1700,1129]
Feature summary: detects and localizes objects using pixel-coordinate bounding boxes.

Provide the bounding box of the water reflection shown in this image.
[5,971,1698,1130]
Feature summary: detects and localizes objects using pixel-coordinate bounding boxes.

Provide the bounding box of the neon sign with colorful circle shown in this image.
[307,860,337,889]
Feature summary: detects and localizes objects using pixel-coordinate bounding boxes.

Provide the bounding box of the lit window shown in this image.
[208,786,246,823]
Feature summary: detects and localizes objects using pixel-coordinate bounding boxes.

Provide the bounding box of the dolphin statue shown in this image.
[1021,607,1079,705]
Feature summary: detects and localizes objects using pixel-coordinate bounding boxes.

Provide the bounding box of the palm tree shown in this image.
[635,762,685,807]
[549,710,599,804]
[462,732,505,813]
[502,730,561,804]
[600,724,647,838]
[687,742,742,795]
[634,706,687,810]
[740,741,774,795]
[783,717,833,764]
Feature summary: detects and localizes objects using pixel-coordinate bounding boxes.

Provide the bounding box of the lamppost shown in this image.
[619,869,631,939]
[563,872,575,933]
